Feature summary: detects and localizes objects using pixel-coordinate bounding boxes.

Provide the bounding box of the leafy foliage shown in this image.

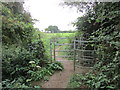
[27,61,64,81]
[2,2,34,45]
[47,61,64,71]
[2,41,47,88]
[67,2,120,89]
[2,2,64,88]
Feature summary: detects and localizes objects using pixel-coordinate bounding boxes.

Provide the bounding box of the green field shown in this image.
[38,32,76,61]
[41,32,75,39]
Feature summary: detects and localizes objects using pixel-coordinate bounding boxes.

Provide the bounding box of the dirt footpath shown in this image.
[42,47,90,88]
[42,60,90,88]
[42,60,74,88]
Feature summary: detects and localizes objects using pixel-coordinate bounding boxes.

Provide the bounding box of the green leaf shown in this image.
[34,86,40,88]
[95,82,101,88]
[106,86,115,89]
[26,79,32,82]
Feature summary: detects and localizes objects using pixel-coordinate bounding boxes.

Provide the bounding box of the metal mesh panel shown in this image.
[74,39,96,68]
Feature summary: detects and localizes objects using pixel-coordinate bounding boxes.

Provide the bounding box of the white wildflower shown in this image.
[76,60,79,62]
[29,61,35,64]
[36,66,41,68]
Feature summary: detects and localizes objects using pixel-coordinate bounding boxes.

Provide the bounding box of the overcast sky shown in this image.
[23,0,84,31]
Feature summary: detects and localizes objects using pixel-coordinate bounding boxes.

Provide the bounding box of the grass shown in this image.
[33,30,76,61]
[34,32,75,61]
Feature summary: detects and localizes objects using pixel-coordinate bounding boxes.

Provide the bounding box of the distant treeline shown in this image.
[46,31,76,33]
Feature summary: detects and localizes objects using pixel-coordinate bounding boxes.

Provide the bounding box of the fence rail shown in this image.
[75,49,96,52]
[55,55,73,58]
[55,43,73,46]
[74,40,94,43]
[55,50,74,52]
[55,37,75,39]
[50,37,96,71]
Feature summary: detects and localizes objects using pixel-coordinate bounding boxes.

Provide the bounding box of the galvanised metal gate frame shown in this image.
[50,37,96,71]
[50,37,74,62]
[73,39,96,71]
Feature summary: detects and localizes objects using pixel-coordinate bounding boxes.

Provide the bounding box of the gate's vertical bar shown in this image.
[0,2,2,85]
[50,39,52,63]
[78,37,81,64]
[74,40,76,71]
[54,38,56,61]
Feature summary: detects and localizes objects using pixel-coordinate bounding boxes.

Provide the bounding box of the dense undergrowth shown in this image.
[1,2,64,88]
[67,2,120,89]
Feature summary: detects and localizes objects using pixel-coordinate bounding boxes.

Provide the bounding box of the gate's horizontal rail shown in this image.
[57,60,73,61]
[75,49,96,52]
[74,40,94,43]
[81,56,94,59]
[75,65,93,68]
[55,50,74,52]
[55,43,73,46]
[56,55,73,58]
[76,58,94,61]
[55,37,75,39]
[76,56,94,59]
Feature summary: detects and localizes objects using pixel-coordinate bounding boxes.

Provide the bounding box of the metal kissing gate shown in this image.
[50,37,96,71]
[73,39,96,70]
[50,37,74,61]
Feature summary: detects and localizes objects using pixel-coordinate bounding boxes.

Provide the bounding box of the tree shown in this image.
[45,25,60,33]
[62,1,120,89]
[2,2,47,88]
[60,0,97,13]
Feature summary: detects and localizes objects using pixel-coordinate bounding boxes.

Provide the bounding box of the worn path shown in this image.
[41,47,90,88]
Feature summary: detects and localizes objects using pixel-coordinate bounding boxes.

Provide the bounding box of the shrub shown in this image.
[27,61,64,81]
[2,40,48,88]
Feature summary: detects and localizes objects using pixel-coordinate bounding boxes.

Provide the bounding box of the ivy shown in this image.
[69,2,120,89]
